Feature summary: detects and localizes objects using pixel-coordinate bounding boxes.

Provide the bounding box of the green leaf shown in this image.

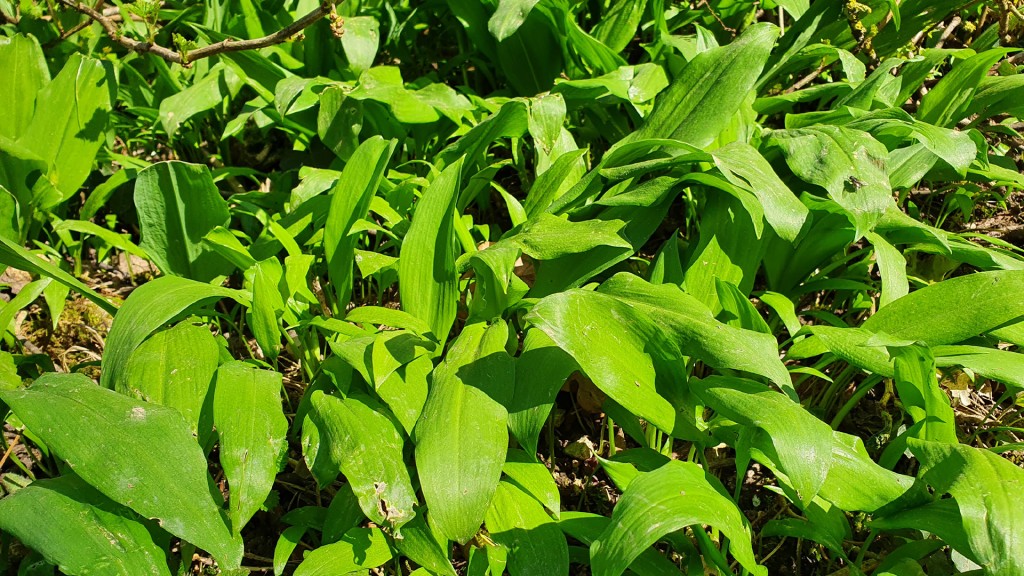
[933,345,1024,394]
[249,257,285,361]
[0,235,116,315]
[599,274,793,395]
[324,136,395,308]
[0,34,49,141]
[101,275,246,390]
[764,125,892,235]
[558,512,681,576]
[274,525,305,576]
[293,527,393,575]
[525,288,675,432]
[496,11,563,96]
[907,439,1024,576]
[18,54,113,204]
[485,481,568,576]
[693,376,832,507]
[0,475,171,576]
[134,161,233,281]
[121,321,219,444]
[890,346,958,444]
[591,460,765,576]
[508,329,577,455]
[414,321,514,544]
[310,391,418,532]
[341,16,380,74]
[862,271,1024,346]
[502,449,560,517]
[591,0,647,52]
[0,373,242,567]
[630,23,779,148]
[488,0,541,41]
[399,158,463,344]
[711,142,808,242]
[159,64,241,136]
[917,49,1011,127]
[393,512,458,576]
[213,361,288,534]
[52,220,148,260]
[866,232,909,307]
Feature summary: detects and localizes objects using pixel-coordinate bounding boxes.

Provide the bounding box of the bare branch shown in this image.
[53,0,339,65]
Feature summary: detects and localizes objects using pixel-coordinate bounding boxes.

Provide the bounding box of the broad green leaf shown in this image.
[715,278,771,334]
[502,449,560,517]
[121,322,219,444]
[399,158,463,343]
[274,525,305,576]
[213,361,288,534]
[591,0,647,53]
[0,374,242,567]
[324,136,394,308]
[591,460,765,576]
[0,34,49,141]
[525,288,675,432]
[933,345,1024,394]
[340,16,380,74]
[908,439,1024,576]
[506,213,631,259]
[918,49,1010,127]
[866,232,909,307]
[323,483,364,543]
[394,512,458,576]
[349,67,439,124]
[437,100,528,170]
[600,274,793,395]
[414,321,513,544]
[765,125,892,235]
[508,329,577,455]
[496,11,563,96]
[159,64,241,136]
[806,326,894,377]
[318,86,363,162]
[761,429,915,513]
[681,190,764,313]
[485,481,568,576]
[630,23,778,148]
[310,391,418,532]
[890,346,957,444]
[134,162,232,281]
[293,527,392,575]
[488,0,541,41]
[712,142,808,242]
[557,512,681,576]
[101,275,246,390]
[693,376,831,507]
[0,234,116,315]
[862,271,1024,346]
[250,257,285,361]
[18,54,113,204]
[0,475,171,576]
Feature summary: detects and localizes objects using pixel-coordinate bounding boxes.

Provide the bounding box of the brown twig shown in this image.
[54,0,339,65]
[697,0,736,35]
[934,15,962,49]
[786,61,830,93]
[0,434,22,470]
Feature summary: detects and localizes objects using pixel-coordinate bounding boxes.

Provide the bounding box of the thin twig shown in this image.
[0,434,22,470]
[786,61,829,93]
[54,0,339,65]
[934,15,962,49]
[697,0,736,35]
